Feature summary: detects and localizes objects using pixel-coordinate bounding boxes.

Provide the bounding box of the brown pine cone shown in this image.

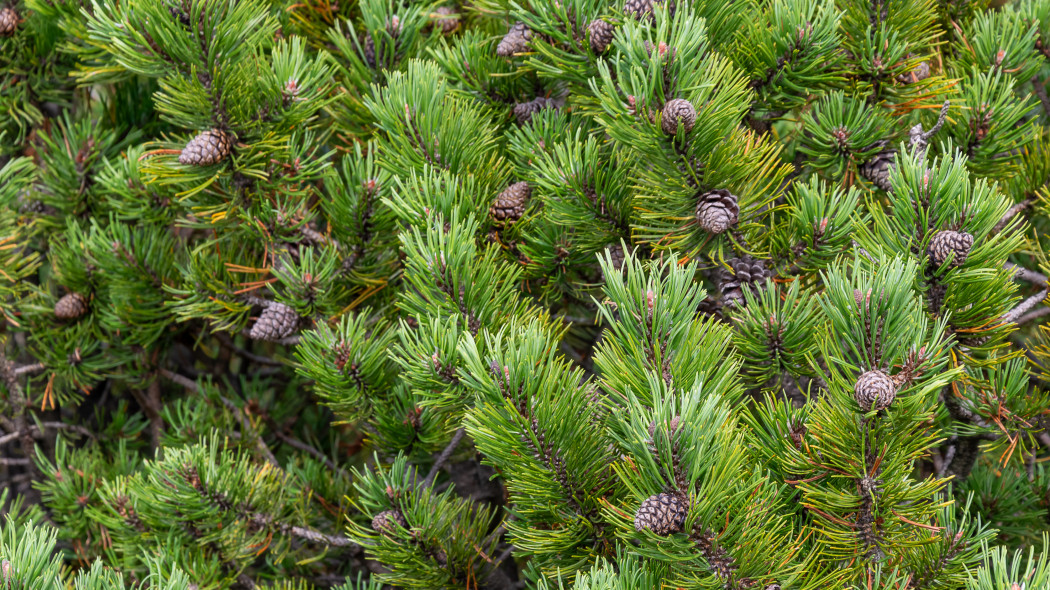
[512,96,555,125]
[695,189,739,234]
[432,6,459,35]
[179,129,233,166]
[721,256,769,308]
[372,509,407,535]
[490,182,531,222]
[661,99,696,135]
[54,292,89,320]
[927,230,974,268]
[858,144,896,192]
[496,21,531,57]
[587,19,615,53]
[0,7,18,36]
[854,369,896,412]
[634,492,689,536]
[248,301,299,342]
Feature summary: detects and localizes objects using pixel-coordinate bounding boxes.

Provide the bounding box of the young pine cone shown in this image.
[854,369,896,412]
[661,99,696,135]
[857,145,896,192]
[927,230,973,268]
[512,96,555,125]
[695,189,739,234]
[0,7,18,36]
[54,292,88,320]
[720,256,769,308]
[496,21,531,56]
[431,6,459,34]
[587,19,615,53]
[249,301,299,342]
[372,509,407,535]
[490,182,531,222]
[634,492,688,536]
[179,129,233,166]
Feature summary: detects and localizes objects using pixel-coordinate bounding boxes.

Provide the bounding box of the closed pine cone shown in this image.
[496,22,531,56]
[927,230,973,268]
[661,99,695,135]
[897,59,930,85]
[372,509,407,535]
[858,143,896,192]
[249,301,299,341]
[54,292,88,320]
[721,256,769,308]
[854,369,896,411]
[432,6,459,34]
[179,129,233,166]
[512,96,554,125]
[695,189,739,234]
[587,19,615,53]
[491,182,531,222]
[0,7,17,36]
[634,492,688,536]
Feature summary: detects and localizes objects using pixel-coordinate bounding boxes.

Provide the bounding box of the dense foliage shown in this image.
[3,0,1050,587]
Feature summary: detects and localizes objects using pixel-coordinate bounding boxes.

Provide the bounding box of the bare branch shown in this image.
[423,428,467,488]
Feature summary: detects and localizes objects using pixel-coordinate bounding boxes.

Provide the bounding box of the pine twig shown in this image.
[0,354,41,480]
[423,428,467,488]
[250,513,361,551]
[270,427,348,478]
[1006,262,1048,286]
[993,199,1033,235]
[1003,289,1050,324]
[12,363,45,378]
[1017,306,1050,325]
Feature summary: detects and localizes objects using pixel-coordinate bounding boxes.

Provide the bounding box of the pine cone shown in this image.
[587,19,615,53]
[858,146,897,192]
[854,369,896,412]
[249,301,299,342]
[490,182,531,222]
[179,129,233,166]
[363,18,404,68]
[512,96,554,125]
[625,0,673,19]
[695,189,739,234]
[54,292,88,320]
[897,60,930,85]
[372,509,407,535]
[0,7,18,36]
[720,256,769,308]
[496,22,531,57]
[634,492,688,536]
[927,230,973,268]
[432,6,459,34]
[661,99,696,135]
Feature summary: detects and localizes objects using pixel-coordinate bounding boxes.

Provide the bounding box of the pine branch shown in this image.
[12,362,45,377]
[1002,288,1049,324]
[249,513,361,550]
[993,199,1034,235]
[1017,306,1050,325]
[1006,262,1047,286]
[423,427,466,488]
[0,353,40,480]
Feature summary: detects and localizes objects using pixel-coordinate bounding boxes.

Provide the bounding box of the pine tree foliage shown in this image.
[5,0,1050,587]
